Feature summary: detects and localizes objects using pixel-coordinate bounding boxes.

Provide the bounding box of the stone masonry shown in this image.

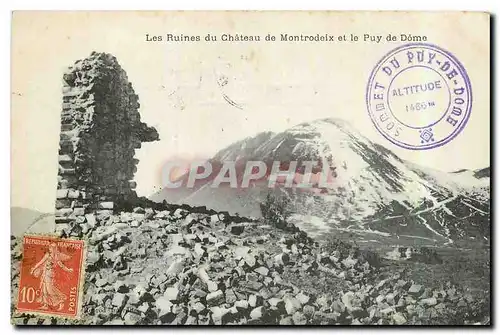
[55,52,159,233]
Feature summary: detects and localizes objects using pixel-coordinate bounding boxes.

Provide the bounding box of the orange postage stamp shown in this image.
[15,235,85,319]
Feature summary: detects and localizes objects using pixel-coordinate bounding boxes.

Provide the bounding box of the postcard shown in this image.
[11,11,490,325]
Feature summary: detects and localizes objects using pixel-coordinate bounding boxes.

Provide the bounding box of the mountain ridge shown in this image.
[151,118,490,244]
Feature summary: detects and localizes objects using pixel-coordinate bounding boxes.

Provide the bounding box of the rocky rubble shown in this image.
[11,203,490,325]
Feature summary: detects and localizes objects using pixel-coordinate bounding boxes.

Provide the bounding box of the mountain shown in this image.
[151,118,490,244]
[474,167,490,179]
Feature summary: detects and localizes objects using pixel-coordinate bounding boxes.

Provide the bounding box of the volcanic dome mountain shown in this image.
[151,118,490,244]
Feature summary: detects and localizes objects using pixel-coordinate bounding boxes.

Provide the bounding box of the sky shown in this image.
[11,12,490,212]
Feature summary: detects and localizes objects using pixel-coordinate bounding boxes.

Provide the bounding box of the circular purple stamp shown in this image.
[366,43,472,150]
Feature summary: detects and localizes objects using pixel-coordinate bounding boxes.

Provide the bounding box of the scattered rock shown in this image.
[156,297,173,315]
[225,289,237,304]
[133,207,145,214]
[245,254,256,267]
[164,286,180,301]
[166,259,185,276]
[254,267,269,276]
[248,295,258,308]
[285,297,301,315]
[123,311,142,325]
[409,284,423,295]
[303,305,315,318]
[392,312,407,325]
[280,316,294,325]
[229,224,245,235]
[297,292,310,305]
[138,302,151,314]
[419,297,438,306]
[206,290,225,307]
[19,176,487,327]
[112,293,128,309]
[235,300,249,310]
[274,253,290,266]
[292,311,307,325]
[250,306,264,320]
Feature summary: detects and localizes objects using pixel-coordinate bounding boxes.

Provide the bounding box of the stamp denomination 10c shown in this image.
[15,235,85,319]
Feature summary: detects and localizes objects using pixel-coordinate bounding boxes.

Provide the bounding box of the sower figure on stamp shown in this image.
[30,243,73,311]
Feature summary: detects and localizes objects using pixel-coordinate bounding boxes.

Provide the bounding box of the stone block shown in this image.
[55,199,72,209]
[62,102,72,110]
[59,166,75,175]
[56,189,69,199]
[67,189,80,199]
[60,123,74,132]
[55,223,70,232]
[59,139,73,152]
[98,202,114,209]
[58,154,73,163]
[55,208,73,217]
[72,207,85,216]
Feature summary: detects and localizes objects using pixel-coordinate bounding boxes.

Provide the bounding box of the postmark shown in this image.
[366,43,472,150]
[15,235,85,319]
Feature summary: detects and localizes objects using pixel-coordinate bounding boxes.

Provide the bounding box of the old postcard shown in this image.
[11,11,490,325]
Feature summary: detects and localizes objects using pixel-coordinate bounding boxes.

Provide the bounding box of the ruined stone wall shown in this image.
[55,52,159,233]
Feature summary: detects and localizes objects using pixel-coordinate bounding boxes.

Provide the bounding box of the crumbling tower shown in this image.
[55,52,159,233]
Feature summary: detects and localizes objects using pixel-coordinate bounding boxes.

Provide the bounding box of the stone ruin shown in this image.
[55,52,159,233]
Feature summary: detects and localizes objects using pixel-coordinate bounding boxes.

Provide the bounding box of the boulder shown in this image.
[164,286,180,301]
[296,292,310,305]
[419,297,437,306]
[234,246,250,259]
[210,306,229,325]
[95,278,108,287]
[234,300,249,310]
[225,289,237,304]
[85,213,97,228]
[248,295,257,308]
[250,306,265,320]
[244,254,256,267]
[113,281,130,293]
[111,293,128,309]
[408,284,423,295]
[138,302,151,314]
[206,290,225,307]
[229,224,245,235]
[279,316,293,325]
[303,305,315,318]
[392,312,407,325]
[331,300,345,313]
[274,253,290,266]
[123,311,142,325]
[210,214,220,223]
[192,301,206,314]
[292,311,307,325]
[165,258,184,276]
[194,243,205,257]
[155,297,173,314]
[133,207,145,214]
[284,297,301,315]
[254,267,269,276]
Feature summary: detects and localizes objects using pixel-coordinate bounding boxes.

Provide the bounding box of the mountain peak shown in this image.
[288,118,362,137]
[152,118,490,244]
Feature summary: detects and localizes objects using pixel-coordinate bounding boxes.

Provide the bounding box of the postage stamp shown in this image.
[366,43,472,150]
[15,235,85,319]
